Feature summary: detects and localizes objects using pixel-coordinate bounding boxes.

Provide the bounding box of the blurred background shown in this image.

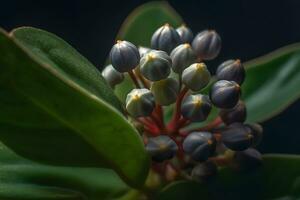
[1,0,300,154]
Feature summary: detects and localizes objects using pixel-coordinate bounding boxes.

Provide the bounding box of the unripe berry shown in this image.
[176,24,194,44]
[210,80,241,109]
[101,64,124,88]
[150,78,179,106]
[151,23,182,54]
[233,148,262,171]
[138,46,151,58]
[192,30,221,60]
[245,123,263,147]
[216,59,245,85]
[170,43,197,74]
[181,94,212,122]
[221,123,253,151]
[140,50,171,81]
[110,40,140,72]
[182,63,211,91]
[191,161,217,182]
[125,89,155,118]
[183,132,216,162]
[145,135,178,162]
[219,100,247,125]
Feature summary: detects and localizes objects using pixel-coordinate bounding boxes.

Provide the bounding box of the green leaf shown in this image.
[158,154,300,200]
[113,1,183,103]
[0,27,149,186]
[243,43,300,122]
[0,141,129,200]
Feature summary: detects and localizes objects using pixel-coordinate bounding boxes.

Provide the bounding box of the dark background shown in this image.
[1,0,300,154]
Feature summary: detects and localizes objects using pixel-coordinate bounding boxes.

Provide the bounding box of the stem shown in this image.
[128,71,141,88]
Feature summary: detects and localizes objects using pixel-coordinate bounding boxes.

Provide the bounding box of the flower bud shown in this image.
[126,89,155,118]
[138,46,151,58]
[191,161,217,182]
[216,59,245,85]
[233,148,262,171]
[219,100,247,125]
[183,132,216,162]
[150,78,179,106]
[170,43,197,74]
[246,123,263,147]
[140,50,171,81]
[221,123,253,151]
[182,63,211,91]
[110,40,140,72]
[192,30,221,60]
[145,135,178,162]
[210,80,240,109]
[181,94,212,122]
[151,23,182,54]
[176,24,194,44]
[101,64,124,88]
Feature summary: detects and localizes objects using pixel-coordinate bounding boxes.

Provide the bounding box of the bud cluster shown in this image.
[103,23,263,183]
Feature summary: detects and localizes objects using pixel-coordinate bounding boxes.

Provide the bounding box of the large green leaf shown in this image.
[0,141,128,200]
[158,154,300,200]
[113,1,183,103]
[0,27,149,186]
[243,43,300,122]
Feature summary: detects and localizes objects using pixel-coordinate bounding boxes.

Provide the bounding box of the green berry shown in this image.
[219,100,247,125]
[176,24,194,43]
[221,123,253,151]
[181,94,212,122]
[146,135,178,162]
[216,59,245,85]
[151,23,182,54]
[101,64,124,88]
[183,132,216,162]
[182,63,211,91]
[110,40,140,72]
[150,78,179,106]
[140,50,171,81]
[210,80,241,109]
[170,43,197,74]
[192,30,221,60]
[126,89,155,118]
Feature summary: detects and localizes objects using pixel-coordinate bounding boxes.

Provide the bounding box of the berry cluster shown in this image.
[103,24,263,182]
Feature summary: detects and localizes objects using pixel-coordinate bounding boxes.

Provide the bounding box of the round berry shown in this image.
[181,94,212,122]
[234,148,262,171]
[210,80,241,109]
[101,64,124,88]
[219,100,247,125]
[176,24,194,43]
[125,89,155,118]
[138,46,151,58]
[183,132,216,162]
[216,59,245,85]
[150,78,179,106]
[246,123,263,147]
[182,63,211,91]
[110,40,140,72]
[151,23,182,54]
[140,50,171,81]
[145,135,178,162]
[221,123,253,151]
[192,30,221,60]
[170,43,197,74]
[191,161,217,182]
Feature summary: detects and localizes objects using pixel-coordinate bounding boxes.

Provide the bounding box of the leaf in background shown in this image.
[0,141,129,200]
[243,43,300,122]
[113,1,183,103]
[0,27,149,187]
[158,154,300,200]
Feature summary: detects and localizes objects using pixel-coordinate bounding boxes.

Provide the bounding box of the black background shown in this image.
[1,0,300,154]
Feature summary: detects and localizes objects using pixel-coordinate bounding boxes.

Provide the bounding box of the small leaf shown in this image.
[243,43,300,122]
[158,154,300,200]
[0,141,129,200]
[112,1,183,103]
[0,27,149,186]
